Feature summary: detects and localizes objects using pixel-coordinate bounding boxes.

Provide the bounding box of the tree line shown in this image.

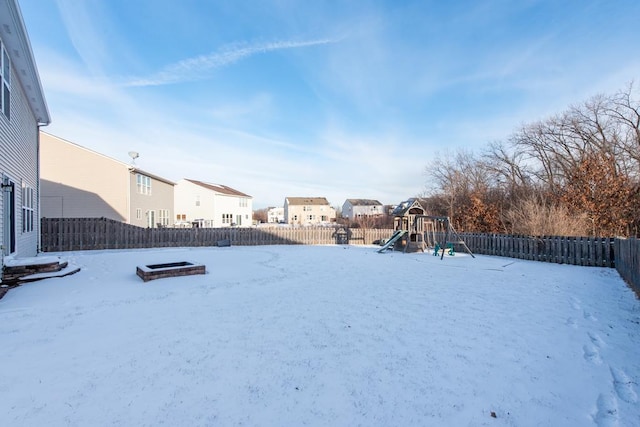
[423,83,640,237]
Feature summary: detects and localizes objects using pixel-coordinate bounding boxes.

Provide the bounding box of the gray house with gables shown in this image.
[342,199,384,221]
[1,0,51,260]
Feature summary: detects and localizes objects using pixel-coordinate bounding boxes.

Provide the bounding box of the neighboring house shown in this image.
[174,179,253,227]
[342,199,384,221]
[267,207,284,223]
[40,133,174,228]
[284,197,336,225]
[1,0,51,259]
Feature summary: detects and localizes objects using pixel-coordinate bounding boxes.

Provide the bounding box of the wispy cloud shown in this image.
[124,38,339,87]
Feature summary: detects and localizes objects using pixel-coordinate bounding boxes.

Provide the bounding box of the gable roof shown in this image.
[392,198,425,216]
[286,197,330,206]
[345,199,382,206]
[185,179,251,198]
[0,0,50,125]
[132,168,175,186]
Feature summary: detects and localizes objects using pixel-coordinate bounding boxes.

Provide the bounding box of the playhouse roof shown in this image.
[392,198,425,216]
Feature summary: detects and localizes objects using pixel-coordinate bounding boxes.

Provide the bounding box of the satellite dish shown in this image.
[128,151,139,165]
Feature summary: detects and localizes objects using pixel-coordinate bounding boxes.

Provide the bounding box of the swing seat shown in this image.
[434,243,455,256]
[447,243,455,256]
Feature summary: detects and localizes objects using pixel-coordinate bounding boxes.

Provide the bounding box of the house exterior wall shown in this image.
[267,207,284,223]
[342,200,384,220]
[352,204,384,219]
[40,133,130,222]
[174,179,253,227]
[174,180,208,226]
[0,63,40,257]
[284,199,336,225]
[129,172,174,228]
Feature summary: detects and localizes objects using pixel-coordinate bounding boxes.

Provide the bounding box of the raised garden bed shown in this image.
[136,261,206,282]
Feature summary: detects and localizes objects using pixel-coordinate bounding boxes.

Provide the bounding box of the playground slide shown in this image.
[377,230,407,253]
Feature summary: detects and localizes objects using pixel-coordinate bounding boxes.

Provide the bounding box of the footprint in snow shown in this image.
[583,344,602,365]
[593,393,619,427]
[566,317,578,328]
[570,297,581,310]
[610,367,638,403]
[584,310,597,321]
[588,331,606,348]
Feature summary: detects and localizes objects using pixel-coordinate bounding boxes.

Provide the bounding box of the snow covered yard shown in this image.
[1,245,638,426]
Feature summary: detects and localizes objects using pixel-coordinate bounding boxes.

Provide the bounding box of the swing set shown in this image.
[419,215,475,259]
[380,198,475,259]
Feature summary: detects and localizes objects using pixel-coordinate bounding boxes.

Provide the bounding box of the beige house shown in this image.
[1,0,50,259]
[40,133,175,228]
[284,197,336,225]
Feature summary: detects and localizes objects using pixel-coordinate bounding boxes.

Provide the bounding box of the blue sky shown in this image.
[19,0,640,208]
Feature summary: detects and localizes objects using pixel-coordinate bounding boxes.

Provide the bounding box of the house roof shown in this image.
[0,0,50,125]
[185,179,252,198]
[286,197,330,206]
[131,168,175,186]
[345,199,383,206]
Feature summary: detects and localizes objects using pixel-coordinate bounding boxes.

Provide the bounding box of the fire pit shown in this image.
[136,261,206,282]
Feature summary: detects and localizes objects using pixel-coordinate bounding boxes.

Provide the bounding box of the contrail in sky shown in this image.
[125,38,338,87]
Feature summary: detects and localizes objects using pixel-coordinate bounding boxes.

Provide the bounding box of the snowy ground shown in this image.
[1,245,639,426]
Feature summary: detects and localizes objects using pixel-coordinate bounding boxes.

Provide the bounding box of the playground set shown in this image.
[377,198,475,259]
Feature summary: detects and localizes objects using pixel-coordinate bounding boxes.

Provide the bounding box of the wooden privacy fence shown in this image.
[40,218,392,251]
[614,238,640,296]
[42,218,615,266]
[446,233,616,268]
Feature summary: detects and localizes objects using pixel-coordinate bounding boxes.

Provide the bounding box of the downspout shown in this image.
[1,172,4,277]
[127,168,132,224]
[36,120,51,254]
[36,127,41,253]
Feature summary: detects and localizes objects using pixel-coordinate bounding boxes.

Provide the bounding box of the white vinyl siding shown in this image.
[0,58,40,256]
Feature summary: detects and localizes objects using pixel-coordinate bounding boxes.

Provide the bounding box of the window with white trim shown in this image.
[0,39,10,120]
[136,208,142,220]
[158,209,170,227]
[136,174,151,195]
[22,185,34,232]
[239,198,247,207]
[222,213,232,224]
